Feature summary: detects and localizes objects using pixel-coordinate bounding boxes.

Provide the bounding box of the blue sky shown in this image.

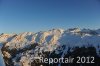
[0,0,100,33]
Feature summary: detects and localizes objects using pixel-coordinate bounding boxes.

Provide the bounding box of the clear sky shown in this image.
[0,0,100,33]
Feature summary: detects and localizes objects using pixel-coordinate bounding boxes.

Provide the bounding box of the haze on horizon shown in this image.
[0,0,100,33]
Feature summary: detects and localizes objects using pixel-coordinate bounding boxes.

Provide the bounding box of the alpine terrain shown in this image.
[0,28,100,66]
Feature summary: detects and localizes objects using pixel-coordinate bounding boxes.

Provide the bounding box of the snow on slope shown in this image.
[0,28,100,66]
[0,28,100,52]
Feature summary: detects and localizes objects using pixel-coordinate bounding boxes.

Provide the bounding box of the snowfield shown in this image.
[0,28,100,66]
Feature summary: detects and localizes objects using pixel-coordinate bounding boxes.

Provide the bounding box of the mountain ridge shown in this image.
[0,28,100,52]
[0,28,100,66]
[0,28,100,43]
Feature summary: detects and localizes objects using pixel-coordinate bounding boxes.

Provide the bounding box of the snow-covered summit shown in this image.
[0,28,100,66]
[0,28,100,45]
[0,28,100,52]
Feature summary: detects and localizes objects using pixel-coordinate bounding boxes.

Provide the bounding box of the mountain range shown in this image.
[0,28,100,66]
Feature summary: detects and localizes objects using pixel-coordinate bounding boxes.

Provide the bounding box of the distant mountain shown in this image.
[0,28,100,66]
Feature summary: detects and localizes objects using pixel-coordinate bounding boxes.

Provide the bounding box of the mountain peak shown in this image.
[67,28,80,32]
[0,28,100,44]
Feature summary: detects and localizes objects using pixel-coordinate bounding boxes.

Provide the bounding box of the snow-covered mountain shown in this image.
[0,28,100,46]
[0,28,100,50]
[0,28,100,66]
